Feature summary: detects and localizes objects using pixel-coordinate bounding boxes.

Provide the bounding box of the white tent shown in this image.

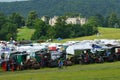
[17,45,46,53]
[66,42,92,55]
[17,46,32,52]
[32,45,46,52]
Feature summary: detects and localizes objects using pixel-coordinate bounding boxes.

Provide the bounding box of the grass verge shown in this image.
[0,62,120,80]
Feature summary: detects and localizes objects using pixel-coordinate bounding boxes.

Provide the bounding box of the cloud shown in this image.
[0,0,28,2]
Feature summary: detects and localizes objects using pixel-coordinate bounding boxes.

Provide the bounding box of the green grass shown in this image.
[17,27,35,40]
[0,62,120,80]
[17,27,120,42]
[55,27,120,43]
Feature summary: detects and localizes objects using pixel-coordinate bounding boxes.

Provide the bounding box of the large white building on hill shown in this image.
[49,16,58,26]
[41,16,87,26]
[66,17,86,25]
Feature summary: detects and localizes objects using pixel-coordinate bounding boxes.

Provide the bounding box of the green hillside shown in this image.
[17,27,120,41]
[1,62,120,80]
[17,27,35,40]
[55,27,120,42]
[0,0,120,17]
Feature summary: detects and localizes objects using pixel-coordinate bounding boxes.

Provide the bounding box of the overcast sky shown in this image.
[0,0,28,2]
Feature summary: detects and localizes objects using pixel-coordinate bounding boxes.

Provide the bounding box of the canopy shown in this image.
[66,42,92,55]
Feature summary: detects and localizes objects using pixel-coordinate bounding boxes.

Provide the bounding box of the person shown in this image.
[58,58,63,69]
[7,61,10,71]
[1,53,5,60]
[10,59,15,72]
[20,62,23,70]
[2,61,7,71]
[64,58,68,68]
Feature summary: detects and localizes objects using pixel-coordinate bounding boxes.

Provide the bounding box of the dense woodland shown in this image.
[0,0,120,17]
[0,0,120,41]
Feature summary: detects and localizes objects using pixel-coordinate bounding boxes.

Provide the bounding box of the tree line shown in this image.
[1,0,120,18]
[0,12,25,40]
[0,11,120,41]
[31,16,98,40]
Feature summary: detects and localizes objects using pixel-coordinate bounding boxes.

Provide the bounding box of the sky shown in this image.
[0,0,29,2]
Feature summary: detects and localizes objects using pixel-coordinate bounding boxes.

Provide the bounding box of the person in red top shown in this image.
[9,59,14,72]
[2,61,7,71]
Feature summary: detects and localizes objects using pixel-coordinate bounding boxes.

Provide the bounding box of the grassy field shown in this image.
[55,27,120,43]
[17,27,120,41]
[0,62,120,80]
[17,27,35,40]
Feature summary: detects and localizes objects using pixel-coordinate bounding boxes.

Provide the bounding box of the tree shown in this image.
[0,22,17,40]
[46,25,55,39]
[8,13,25,28]
[82,24,98,36]
[104,16,109,27]
[0,12,6,29]
[64,12,81,18]
[26,11,38,28]
[8,12,25,28]
[108,13,118,27]
[117,18,120,28]
[87,16,100,27]
[31,19,49,40]
[94,14,104,27]
[72,24,85,37]
[54,16,71,38]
